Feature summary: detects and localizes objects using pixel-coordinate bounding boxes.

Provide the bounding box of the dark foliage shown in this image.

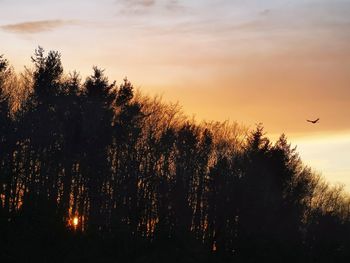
[1,48,350,262]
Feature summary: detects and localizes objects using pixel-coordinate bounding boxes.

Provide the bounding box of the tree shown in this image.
[0,55,13,221]
[81,67,116,232]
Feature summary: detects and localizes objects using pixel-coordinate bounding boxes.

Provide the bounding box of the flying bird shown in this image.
[307,118,320,124]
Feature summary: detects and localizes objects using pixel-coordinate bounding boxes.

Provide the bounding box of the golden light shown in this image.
[73,216,79,227]
[212,241,217,252]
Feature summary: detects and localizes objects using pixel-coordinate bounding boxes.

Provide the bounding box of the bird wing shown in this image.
[307,118,319,123]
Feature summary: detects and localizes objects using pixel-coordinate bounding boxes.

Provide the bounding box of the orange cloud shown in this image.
[1,20,74,34]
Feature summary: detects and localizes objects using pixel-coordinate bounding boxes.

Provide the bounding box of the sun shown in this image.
[73,216,79,227]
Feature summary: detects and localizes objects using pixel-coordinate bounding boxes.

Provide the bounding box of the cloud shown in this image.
[259,9,271,16]
[0,20,74,34]
[165,0,182,12]
[118,0,181,14]
[130,0,155,7]
[120,0,155,9]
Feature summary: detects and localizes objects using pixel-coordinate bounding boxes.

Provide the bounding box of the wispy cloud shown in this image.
[1,20,75,34]
[119,0,155,12]
[165,0,182,12]
[127,0,155,7]
[118,0,181,15]
[259,9,271,16]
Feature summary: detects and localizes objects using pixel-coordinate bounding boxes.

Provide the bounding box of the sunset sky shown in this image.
[1,0,350,190]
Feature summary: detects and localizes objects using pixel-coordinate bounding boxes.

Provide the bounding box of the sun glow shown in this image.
[73,216,79,227]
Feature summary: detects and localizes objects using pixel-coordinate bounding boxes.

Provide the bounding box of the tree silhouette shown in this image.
[0,48,350,263]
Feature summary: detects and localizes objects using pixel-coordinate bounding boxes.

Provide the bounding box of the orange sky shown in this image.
[1,0,350,190]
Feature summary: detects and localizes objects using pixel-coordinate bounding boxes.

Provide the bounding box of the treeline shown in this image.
[1,48,350,262]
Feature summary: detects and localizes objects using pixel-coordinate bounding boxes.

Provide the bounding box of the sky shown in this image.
[1,0,350,190]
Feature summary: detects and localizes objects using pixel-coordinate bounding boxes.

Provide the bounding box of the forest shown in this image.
[1,48,350,262]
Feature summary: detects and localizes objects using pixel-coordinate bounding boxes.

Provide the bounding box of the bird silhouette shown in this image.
[307,118,320,124]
